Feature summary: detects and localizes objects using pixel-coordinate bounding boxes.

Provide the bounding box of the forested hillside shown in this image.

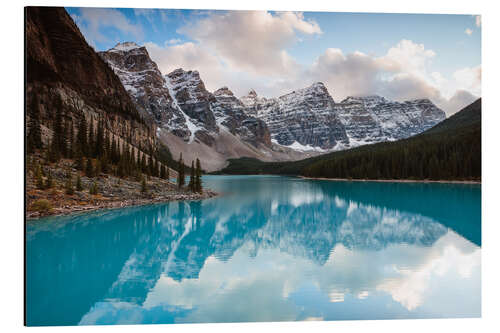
[218,99,481,181]
[25,7,210,217]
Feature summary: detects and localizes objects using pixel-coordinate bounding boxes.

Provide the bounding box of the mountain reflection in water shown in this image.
[26,176,481,326]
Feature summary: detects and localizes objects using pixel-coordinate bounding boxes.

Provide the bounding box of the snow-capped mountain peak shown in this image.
[109,41,142,52]
[99,40,446,164]
[213,87,234,97]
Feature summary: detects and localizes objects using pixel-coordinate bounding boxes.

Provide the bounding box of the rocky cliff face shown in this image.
[241,83,348,150]
[26,7,156,150]
[97,38,445,163]
[334,96,446,148]
[100,46,273,149]
[241,85,446,150]
[212,87,271,147]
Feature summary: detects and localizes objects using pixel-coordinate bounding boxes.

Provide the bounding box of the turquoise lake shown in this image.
[26,175,481,326]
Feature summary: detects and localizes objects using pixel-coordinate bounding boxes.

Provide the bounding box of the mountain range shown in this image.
[26,7,449,174]
[99,42,446,171]
[219,98,481,181]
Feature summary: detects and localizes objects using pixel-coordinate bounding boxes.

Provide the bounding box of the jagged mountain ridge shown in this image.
[98,43,194,142]
[99,45,272,150]
[99,43,319,171]
[212,87,272,147]
[26,8,158,155]
[99,40,445,168]
[241,85,446,150]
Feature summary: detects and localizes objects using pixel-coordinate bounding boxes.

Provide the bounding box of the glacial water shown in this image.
[26,175,481,326]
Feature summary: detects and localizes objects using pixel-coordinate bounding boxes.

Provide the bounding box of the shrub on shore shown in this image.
[31,199,52,213]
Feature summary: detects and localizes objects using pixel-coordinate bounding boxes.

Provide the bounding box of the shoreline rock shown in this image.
[26,189,218,220]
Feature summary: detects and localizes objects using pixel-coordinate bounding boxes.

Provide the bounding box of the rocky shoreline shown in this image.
[26,157,219,220]
[26,190,218,220]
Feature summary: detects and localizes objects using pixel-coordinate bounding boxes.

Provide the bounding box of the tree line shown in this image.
[26,94,204,194]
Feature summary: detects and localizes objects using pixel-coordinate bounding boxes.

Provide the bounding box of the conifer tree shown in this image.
[77,116,87,156]
[85,157,94,178]
[45,170,53,189]
[141,176,147,193]
[68,121,74,159]
[47,138,60,163]
[35,164,44,190]
[44,142,51,162]
[160,164,166,179]
[141,153,147,173]
[104,130,110,157]
[188,160,195,192]
[89,181,98,195]
[76,175,83,191]
[135,149,140,169]
[61,117,67,158]
[101,154,109,174]
[117,157,125,178]
[75,151,84,171]
[50,131,61,162]
[65,171,74,195]
[111,136,118,164]
[52,104,68,159]
[27,94,42,153]
[149,154,154,176]
[177,153,185,189]
[88,119,95,157]
[195,158,202,193]
[95,158,102,176]
[95,118,104,158]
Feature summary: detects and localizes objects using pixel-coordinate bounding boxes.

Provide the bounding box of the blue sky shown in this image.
[66,7,481,114]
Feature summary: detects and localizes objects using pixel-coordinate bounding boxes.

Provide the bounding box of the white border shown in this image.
[2,0,498,332]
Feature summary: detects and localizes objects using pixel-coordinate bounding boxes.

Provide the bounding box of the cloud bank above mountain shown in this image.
[71,9,481,116]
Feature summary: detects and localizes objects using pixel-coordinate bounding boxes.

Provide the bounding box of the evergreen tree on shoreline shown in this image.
[65,171,74,195]
[141,176,147,193]
[45,170,53,189]
[177,153,185,189]
[160,164,166,179]
[76,175,83,191]
[85,157,94,178]
[188,160,195,192]
[195,158,202,193]
[35,164,44,190]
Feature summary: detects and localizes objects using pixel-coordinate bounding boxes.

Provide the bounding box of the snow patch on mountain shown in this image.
[163,75,202,144]
[109,41,142,52]
[241,85,445,151]
[272,139,326,152]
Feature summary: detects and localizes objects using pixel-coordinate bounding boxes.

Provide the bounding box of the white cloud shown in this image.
[465,28,473,35]
[145,41,243,93]
[439,90,478,114]
[74,8,144,45]
[377,232,481,311]
[453,65,482,96]
[381,39,436,80]
[141,9,479,116]
[177,11,321,76]
[299,40,480,114]
[166,38,182,45]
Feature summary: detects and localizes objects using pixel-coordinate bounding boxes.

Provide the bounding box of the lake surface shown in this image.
[26,176,481,326]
